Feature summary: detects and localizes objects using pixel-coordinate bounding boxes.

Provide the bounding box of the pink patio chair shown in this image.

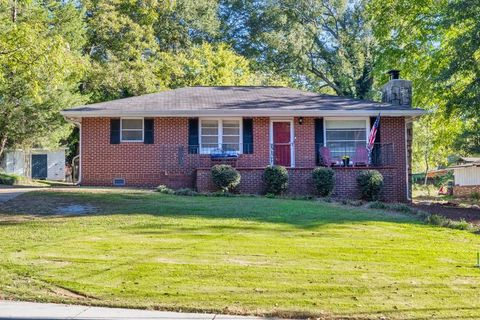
[352,147,369,166]
[319,147,335,167]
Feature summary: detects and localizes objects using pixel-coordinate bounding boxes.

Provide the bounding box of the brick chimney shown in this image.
[381,70,412,107]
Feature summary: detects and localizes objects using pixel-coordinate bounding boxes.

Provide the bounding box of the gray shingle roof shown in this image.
[61,86,426,117]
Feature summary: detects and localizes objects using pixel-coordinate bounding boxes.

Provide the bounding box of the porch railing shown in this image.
[269,143,294,166]
[315,143,394,167]
[153,142,393,173]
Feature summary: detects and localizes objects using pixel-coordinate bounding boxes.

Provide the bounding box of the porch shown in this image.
[153,143,402,202]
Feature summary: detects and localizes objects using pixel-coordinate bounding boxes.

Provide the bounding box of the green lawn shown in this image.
[0,190,479,319]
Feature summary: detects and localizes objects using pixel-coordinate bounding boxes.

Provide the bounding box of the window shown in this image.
[325,119,367,159]
[200,119,241,154]
[121,118,143,142]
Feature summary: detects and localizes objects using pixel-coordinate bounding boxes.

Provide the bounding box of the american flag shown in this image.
[367,113,380,152]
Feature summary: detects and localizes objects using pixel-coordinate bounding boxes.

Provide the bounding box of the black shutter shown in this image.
[144,119,154,144]
[110,119,120,144]
[188,118,199,154]
[242,118,254,154]
[314,118,324,165]
[370,116,381,165]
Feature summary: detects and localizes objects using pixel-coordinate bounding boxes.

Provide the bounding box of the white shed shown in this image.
[1,149,66,181]
[453,164,480,186]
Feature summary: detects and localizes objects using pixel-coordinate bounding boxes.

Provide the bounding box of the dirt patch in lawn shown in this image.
[413,202,480,225]
[0,192,101,216]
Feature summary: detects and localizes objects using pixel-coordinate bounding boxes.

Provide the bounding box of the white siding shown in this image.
[3,151,25,176]
[46,150,65,181]
[454,166,480,186]
[1,149,65,181]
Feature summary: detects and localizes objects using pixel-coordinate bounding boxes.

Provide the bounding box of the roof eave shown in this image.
[61,109,427,118]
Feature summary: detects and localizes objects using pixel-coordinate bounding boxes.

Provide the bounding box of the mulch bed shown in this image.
[413,202,480,226]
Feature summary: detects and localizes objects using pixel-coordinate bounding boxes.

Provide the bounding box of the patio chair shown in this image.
[352,147,369,166]
[319,147,335,167]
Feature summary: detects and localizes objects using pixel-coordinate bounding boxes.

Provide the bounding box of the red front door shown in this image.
[273,121,291,166]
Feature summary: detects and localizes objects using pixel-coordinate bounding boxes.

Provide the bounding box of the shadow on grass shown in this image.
[0,191,425,231]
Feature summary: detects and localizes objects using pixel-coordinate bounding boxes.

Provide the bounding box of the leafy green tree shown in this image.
[81,0,221,102]
[219,0,377,98]
[369,0,478,168]
[413,111,462,181]
[436,0,480,118]
[0,0,86,159]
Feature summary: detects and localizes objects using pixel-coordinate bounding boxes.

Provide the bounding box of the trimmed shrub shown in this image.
[211,164,241,192]
[174,188,198,196]
[357,170,384,201]
[156,185,174,194]
[312,167,335,196]
[263,165,288,195]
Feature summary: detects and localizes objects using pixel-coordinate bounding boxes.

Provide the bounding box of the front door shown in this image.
[272,121,292,166]
[31,154,48,179]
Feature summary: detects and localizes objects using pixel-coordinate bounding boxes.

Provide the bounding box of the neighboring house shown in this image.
[1,149,65,181]
[451,157,480,197]
[61,71,425,202]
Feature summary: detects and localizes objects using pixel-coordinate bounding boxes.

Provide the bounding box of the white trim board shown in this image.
[62,109,427,118]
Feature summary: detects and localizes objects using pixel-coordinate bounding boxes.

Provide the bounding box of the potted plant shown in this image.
[342,155,350,167]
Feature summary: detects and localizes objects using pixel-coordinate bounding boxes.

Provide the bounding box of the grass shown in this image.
[0,190,480,319]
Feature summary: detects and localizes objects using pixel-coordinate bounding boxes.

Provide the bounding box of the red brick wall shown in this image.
[380,117,408,202]
[81,117,195,188]
[197,167,399,201]
[81,116,409,201]
[453,185,480,198]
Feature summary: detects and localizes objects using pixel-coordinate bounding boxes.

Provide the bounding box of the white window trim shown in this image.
[323,117,370,147]
[198,118,243,154]
[269,118,295,167]
[120,117,144,143]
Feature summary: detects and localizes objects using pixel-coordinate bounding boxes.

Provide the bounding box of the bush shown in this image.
[471,191,480,201]
[263,165,288,195]
[211,165,241,192]
[357,170,384,201]
[367,201,389,210]
[312,167,335,196]
[156,185,174,194]
[426,215,473,231]
[0,173,19,185]
[174,188,198,196]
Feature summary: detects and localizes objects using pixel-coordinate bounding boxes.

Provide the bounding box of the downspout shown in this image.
[405,117,414,201]
[67,117,82,185]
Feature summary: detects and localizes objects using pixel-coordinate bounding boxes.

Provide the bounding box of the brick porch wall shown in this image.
[453,185,480,198]
[196,167,399,202]
[80,116,408,201]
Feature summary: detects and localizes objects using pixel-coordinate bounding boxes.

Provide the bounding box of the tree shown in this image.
[436,0,480,118]
[369,0,478,168]
[0,0,86,159]
[413,111,462,182]
[219,0,377,98]
[81,0,221,103]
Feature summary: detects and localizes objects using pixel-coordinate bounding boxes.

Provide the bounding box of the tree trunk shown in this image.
[0,135,7,161]
[423,154,428,185]
[11,0,17,22]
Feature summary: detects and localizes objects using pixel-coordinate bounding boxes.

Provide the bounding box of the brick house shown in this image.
[61,72,425,202]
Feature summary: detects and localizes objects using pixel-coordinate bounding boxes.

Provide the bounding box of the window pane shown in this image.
[201,128,218,135]
[326,130,347,140]
[122,119,143,130]
[223,127,240,135]
[223,135,240,144]
[325,120,366,129]
[122,130,143,141]
[202,136,218,144]
[201,120,218,128]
